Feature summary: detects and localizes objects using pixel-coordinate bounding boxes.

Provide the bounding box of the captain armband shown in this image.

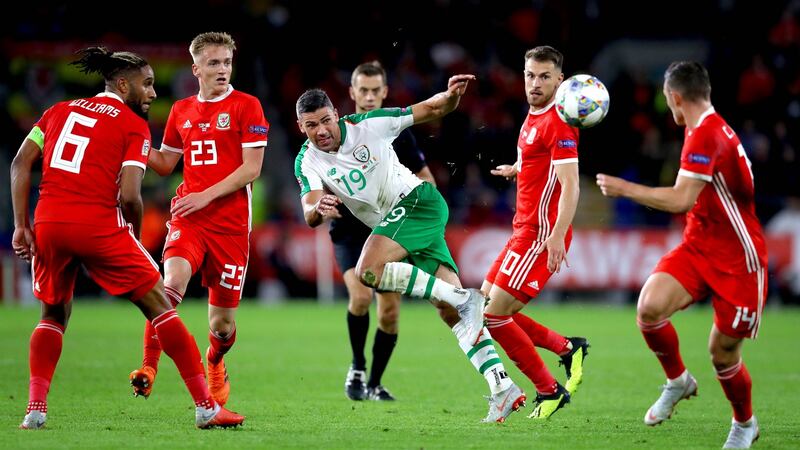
[26,126,44,150]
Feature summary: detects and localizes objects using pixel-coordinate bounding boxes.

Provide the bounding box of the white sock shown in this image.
[667,369,689,386]
[735,416,755,426]
[457,326,513,395]
[378,262,469,307]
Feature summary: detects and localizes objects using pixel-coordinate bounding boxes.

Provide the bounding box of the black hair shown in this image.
[664,61,711,101]
[296,89,334,118]
[70,46,149,81]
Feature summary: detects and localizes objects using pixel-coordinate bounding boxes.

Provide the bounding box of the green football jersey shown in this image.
[295,107,422,228]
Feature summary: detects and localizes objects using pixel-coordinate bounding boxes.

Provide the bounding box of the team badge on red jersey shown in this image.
[217,113,230,130]
[141,139,151,156]
[170,230,181,241]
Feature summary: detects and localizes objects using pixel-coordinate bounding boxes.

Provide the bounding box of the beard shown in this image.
[529,93,553,108]
[126,96,149,120]
[128,103,149,120]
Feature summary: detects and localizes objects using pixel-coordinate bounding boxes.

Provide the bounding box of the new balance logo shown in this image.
[182,120,192,129]
[527,280,540,290]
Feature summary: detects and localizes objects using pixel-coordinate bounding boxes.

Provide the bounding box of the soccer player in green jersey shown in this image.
[294,75,527,422]
[333,61,437,402]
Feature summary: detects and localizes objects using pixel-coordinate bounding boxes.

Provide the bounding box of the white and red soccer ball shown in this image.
[555,74,610,129]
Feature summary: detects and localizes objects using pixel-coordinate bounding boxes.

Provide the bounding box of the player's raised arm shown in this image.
[10,137,43,261]
[596,172,705,214]
[301,189,342,228]
[411,74,476,124]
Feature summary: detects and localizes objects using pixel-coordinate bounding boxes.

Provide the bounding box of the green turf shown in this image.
[0,300,797,449]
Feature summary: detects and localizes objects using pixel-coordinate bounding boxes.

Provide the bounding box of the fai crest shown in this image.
[217,113,231,130]
[353,145,370,163]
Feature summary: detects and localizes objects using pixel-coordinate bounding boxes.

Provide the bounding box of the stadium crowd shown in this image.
[1,0,798,301]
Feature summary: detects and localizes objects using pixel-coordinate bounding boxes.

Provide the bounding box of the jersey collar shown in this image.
[529,99,556,116]
[337,118,347,151]
[694,106,715,128]
[197,85,234,103]
[96,92,124,103]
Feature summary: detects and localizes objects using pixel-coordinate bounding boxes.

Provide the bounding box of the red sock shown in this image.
[141,287,182,371]
[151,309,212,408]
[28,320,65,413]
[485,313,557,394]
[512,312,570,355]
[717,360,753,423]
[142,321,162,371]
[638,318,686,379]
[207,327,236,365]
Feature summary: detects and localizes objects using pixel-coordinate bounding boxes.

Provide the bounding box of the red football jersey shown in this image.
[678,107,767,274]
[33,92,150,228]
[162,86,269,233]
[512,101,579,241]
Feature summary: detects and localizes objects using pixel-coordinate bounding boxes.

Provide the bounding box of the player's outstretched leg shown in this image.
[374,262,485,345]
[133,282,243,428]
[131,286,182,399]
[152,309,244,428]
[485,308,565,420]
[455,289,487,345]
[449,312,526,423]
[644,370,698,426]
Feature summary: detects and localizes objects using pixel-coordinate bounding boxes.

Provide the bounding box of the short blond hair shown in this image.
[190,32,236,60]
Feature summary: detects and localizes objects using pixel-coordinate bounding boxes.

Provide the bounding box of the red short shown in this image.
[484,233,572,303]
[163,220,249,308]
[654,243,767,339]
[32,223,161,304]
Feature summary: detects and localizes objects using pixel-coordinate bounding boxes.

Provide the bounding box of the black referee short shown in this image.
[329,210,372,273]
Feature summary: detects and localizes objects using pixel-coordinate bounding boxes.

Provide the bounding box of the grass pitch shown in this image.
[0,300,797,449]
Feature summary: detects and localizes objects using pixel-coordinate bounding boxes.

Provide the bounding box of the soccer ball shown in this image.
[554,74,610,129]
